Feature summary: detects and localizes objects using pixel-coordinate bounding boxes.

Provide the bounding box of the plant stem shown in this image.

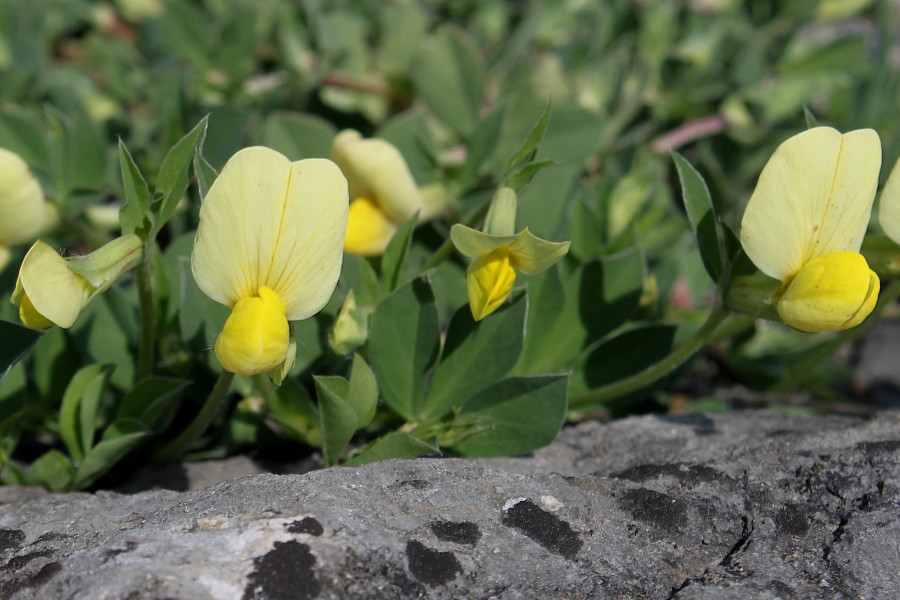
[152,370,235,463]
[416,199,492,277]
[569,305,730,409]
[136,257,155,380]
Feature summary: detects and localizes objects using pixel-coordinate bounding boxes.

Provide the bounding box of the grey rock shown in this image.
[0,410,896,599]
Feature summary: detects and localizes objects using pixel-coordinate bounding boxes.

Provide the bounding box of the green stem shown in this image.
[417,198,492,277]
[252,373,281,408]
[569,305,730,409]
[152,370,235,463]
[136,257,155,380]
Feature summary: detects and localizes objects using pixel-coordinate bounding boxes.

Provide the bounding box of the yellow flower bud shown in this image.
[776,251,879,332]
[467,248,517,321]
[344,197,398,257]
[214,286,290,376]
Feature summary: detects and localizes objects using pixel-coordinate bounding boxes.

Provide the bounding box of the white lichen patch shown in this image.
[503,497,528,511]
[539,495,564,512]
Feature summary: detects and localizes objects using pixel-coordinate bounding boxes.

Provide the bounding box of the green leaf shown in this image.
[412,26,484,139]
[118,139,152,239]
[504,159,557,192]
[424,293,527,419]
[368,278,440,421]
[26,450,74,492]
[347,354,378,429]
[453,375,568,457]
[116,376,190,432]
[0,320,41,383]
[380,212,418,296]
[577,325,678,405]
[459,107,507,189]
[193,152,218,201]
[314,376,357,467]
[672,152,724,283]
[154,115,209,233]
[504,102,552,175]
[377,2,427,76]
[803,106,819,129]
[72,420,150,490]
[578,247,644,344]
[256,111,337,160]
[59,363,114,463]
[343,432,438,467]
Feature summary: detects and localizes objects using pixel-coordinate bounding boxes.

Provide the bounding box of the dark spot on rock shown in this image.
[0,561,62,597]
[405,540,461,586]
[286,517,323,536]
[619,488,688,533]
[766,579,794,596]
[775,503,809,536]
[2,549,55,572]
[396,479,430,489]
[855,440,900,456]
[501,499,583,559]
[34,532,70,544]
[0,530,25,555]
[103,541,138,561]
[430,521,480,545]
[610,463,727,485]
[243,541,319,600]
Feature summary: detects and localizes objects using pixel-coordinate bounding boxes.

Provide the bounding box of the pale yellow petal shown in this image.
[450,224,518,258]
[192,148,349,320]
[331,129,421,224]
[344,197,398,256]
[0,148,48,246]
[740,127,881,281]
[507,228,571,275]
[17,240,92,328]
[878,155,900,244]
[267,158,349,320]
[192,146,292,307]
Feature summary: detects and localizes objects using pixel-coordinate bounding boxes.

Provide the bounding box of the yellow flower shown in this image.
[0,148,56,271]
[740,127,881,332]
[10,235,143,329]
[331,130,429,256]
[191,146,348,377]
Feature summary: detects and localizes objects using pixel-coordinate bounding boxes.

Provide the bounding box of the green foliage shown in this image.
[0,0,896,489]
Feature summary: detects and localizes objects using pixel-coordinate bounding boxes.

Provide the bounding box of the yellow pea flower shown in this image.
[740,127,881,332]
[191,146,348,378]
[0,148,57,271]
[451,188,570,321]
[332,130,438,256]
[10,235,143,329]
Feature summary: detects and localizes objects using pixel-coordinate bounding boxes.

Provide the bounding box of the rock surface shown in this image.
[0,410,897,599]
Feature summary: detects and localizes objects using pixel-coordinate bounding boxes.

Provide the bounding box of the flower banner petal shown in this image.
[192,146,294,308]
[740,127,880,282]
[267,158,349,320]
[17,241,92,328]
[450,224,518,258]
[507,228,571,275]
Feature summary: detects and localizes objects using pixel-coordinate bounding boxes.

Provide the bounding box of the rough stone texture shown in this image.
[0,410,896,599]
